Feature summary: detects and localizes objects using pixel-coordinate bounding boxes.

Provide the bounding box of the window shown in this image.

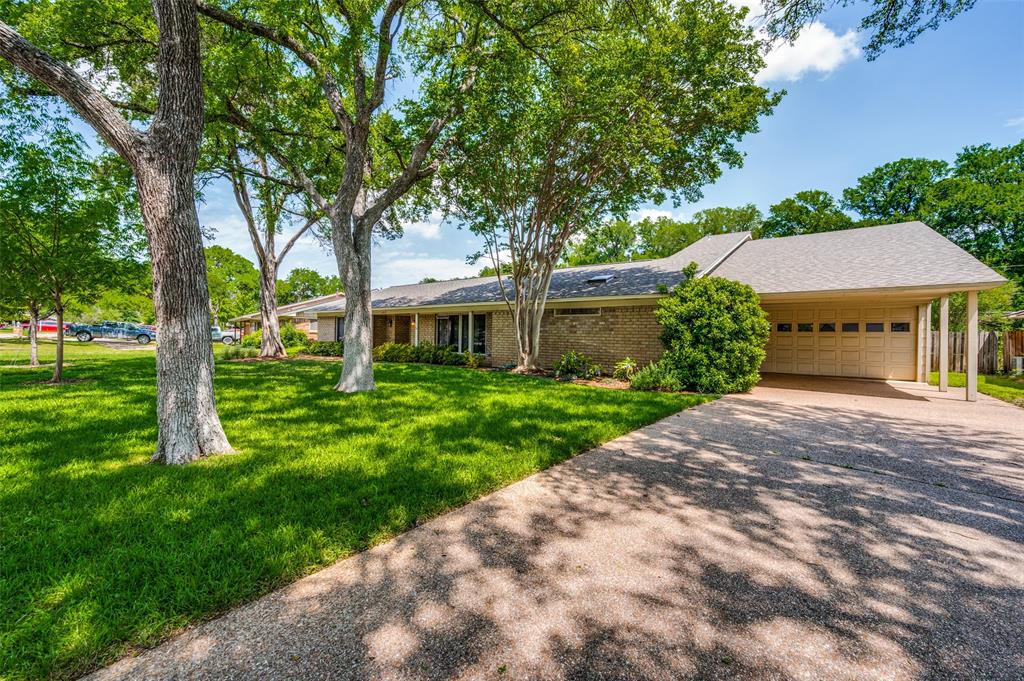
[797,323,813,333]
[436,314,487,353]
[819,322,836,333]
[777,323,792,333]
[891,322,911,333]
[335,317,345,340]
[554,308,601,316]
[866,322,884,333]
[841,322,859,333]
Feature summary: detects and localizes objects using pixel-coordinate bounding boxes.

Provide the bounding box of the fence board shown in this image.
[930,331,1001,373]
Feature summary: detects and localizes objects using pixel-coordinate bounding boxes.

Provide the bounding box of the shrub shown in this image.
[629,360,682,392]
[240,323,309,349]
[216,345,259,361]
[465,353,484,369]
[612,357,639,381]
[552,351,602,380]
[240,329,261,348]
[305,340,344,356]
[655,267,769,393]
[373,342,415,362]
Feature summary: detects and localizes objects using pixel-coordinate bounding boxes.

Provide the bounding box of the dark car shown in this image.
[66,321,157,345]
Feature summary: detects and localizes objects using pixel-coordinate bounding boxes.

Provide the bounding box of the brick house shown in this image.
[230,292,345,340]
[265,222,1005,400]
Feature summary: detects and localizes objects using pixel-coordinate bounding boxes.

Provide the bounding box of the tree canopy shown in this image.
[277,268,342,305]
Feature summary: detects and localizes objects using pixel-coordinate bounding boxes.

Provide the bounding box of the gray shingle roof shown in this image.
[711,221,1005,294]
[303,231,751,313]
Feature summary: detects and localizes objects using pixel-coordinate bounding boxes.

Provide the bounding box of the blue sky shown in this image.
[194,0,1024,288]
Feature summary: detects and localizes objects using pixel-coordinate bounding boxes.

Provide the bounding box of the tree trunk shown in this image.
[27,303,39,367]
[51,298,63,383]
[136,162,233,464]
[258,261,287,358]
[335,219,375,392]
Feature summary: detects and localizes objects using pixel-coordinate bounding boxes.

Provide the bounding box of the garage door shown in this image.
[762,305,917,380]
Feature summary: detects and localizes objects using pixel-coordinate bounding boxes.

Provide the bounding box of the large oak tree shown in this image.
[0,0,233,462]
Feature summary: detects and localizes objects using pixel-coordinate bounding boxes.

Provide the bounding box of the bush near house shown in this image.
[613,357,639,381]
[241,323,310,349]
[553,351,602,380]
[305,340,345,356]
[629,361,683,392]
[372,342,476,367]
[649,264,770,394]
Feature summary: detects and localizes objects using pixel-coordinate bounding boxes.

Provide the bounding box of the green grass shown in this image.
[0,339,708,680]
[928,370,1024,406]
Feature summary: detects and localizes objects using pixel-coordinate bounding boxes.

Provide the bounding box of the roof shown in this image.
[711,221,1005,295]
[301,231,751,314]
[229,291,345,322]
[239,222,1006,319]
[1007,310,1024,319]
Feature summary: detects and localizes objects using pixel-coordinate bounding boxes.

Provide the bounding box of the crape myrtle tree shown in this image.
[443,0,779,371]
[0,0,233,462]
[195,0,550,392]
[0,115,142,382]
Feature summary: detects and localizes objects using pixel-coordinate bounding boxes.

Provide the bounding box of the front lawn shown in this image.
[0,339,707,680]
[928,370,1024,407]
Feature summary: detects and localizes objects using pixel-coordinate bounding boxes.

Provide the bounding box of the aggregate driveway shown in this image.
[90,375,1024,681]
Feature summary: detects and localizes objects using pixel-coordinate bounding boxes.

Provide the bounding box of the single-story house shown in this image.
[295,221,1004,401]
[230,292,345,339]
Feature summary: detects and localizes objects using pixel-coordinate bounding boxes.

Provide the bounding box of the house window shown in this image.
[819,322,836,333]
[554,308,601,316]
[335,317,345,340]
[891,322,911,333]
[436,314,486,353]
[777,323,792,332]
[797,323,813,333]
[866,322,884,332]
[842,322,860,333]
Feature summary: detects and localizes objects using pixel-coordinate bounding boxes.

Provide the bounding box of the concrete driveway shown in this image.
[90,376,1024,680]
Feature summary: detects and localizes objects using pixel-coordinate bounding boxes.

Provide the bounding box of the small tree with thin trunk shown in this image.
[444,0,779,371]
[222,146,322,358]
[0,0,233,462]
[0,118,140,382]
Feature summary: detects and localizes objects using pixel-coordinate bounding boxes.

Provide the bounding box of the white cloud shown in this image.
[402,213,444,240]
[757,22,861,84]
[1006,116,1024,129]
[373,255,478,287]
[730,0,861,84]
[629,208,676,222]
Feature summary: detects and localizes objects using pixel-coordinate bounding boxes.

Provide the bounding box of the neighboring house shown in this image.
[268,222,1005,400]
[230,292,345,339]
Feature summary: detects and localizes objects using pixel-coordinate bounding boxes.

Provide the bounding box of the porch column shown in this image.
[917,304,928,382]
[467,312,474,354]
[939,295,949,392]
[966,290,978,401]
[925,301,933,382]
[414,313,419,346]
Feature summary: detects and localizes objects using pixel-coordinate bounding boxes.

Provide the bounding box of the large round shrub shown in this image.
[655,272,769,393]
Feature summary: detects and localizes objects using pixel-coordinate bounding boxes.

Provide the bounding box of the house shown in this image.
[230,292,345,339]
[295,222,1004,401]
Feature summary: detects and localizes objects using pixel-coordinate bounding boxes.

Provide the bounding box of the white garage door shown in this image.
[763,305,917,380]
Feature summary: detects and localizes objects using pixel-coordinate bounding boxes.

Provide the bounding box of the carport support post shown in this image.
[925,302,933,380]
[917,305,929,382]
[966,290,978,401]
[939,296,949,392]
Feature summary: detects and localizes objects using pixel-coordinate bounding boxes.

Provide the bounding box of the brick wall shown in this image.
[318,315,337,341]
[490,305,663,370]
[416,314,436,346]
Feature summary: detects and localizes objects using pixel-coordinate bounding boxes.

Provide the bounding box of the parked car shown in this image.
[211,326,240,345]
[66,321,157,344]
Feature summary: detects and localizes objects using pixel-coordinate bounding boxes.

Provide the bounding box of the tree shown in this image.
[758,0,978,60]
[842,158,949,223]
[204,246,258,327]
[760,189,854,238]
[195,0,506,392]
[277,268,343,306]
[0,117,140,382]
[928,141,1024,306]
[0,0,233,462]
[445,0,778,370]
[563,218,644,266]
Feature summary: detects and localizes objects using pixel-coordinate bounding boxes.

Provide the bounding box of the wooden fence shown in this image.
[930,331,1024,374]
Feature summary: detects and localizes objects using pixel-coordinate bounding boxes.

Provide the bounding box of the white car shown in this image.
[211,326,240,345]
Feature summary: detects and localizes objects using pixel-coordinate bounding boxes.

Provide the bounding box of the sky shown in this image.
[192,0,1024,288]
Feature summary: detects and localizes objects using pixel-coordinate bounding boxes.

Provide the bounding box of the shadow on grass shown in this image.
[0,350,700,680]
[87,389,1024,681]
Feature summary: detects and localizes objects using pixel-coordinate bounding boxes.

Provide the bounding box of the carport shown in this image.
[710,222,1006,401]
